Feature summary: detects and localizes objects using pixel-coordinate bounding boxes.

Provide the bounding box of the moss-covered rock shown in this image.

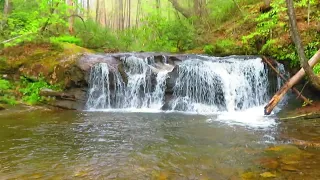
[0,42,92,89]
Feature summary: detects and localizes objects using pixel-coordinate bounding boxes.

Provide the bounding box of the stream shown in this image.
[0,109,320,179]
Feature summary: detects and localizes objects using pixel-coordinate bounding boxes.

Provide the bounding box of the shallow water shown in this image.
[0,109,319,179]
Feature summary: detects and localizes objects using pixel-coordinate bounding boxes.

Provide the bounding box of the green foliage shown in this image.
[74,19,119,49]
[0,95,17,105]
[19,76,59,105]
[203,45,214,55]
[121,14,195,52]
[50,35,83,46]
[1,0,69,47]
[207,0,257,25]
[203,39,237,55]
[0,78,17,105]
[0,78,11,91]
[242,1,286,52]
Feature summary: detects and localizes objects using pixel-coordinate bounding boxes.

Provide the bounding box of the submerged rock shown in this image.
[260,172,276,178]
[0,104,5,111]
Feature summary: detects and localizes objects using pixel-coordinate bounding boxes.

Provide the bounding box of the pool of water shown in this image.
[0,108,319,179]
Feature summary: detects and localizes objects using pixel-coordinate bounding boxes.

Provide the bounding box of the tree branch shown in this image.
[167,0,192,18]
[286,0,320,90]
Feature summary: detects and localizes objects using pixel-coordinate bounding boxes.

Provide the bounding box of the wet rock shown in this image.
[0,104,5,111]
[281,165,298,172]
[241,172,258,179]
[41,88,86,110]
[78,54,120,72]
[258,158,279,169]
[265,145,301,154]
[74,170,88,177]
[260,172,276,178]
[40,88,76,100]
[166,66,179,94]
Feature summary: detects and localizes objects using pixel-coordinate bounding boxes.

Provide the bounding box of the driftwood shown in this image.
[262,56,310,103]
[264,49,320,115]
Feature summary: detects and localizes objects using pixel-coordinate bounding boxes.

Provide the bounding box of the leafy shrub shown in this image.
[19,76,60,105]
[0,95,17,105]
[74,19,119,49]
[204,39,237,55]
[0,78,11,91]
[0,78,17,105]
[203,45,215,55]
[123,14,195,52]
[50,35,83,46]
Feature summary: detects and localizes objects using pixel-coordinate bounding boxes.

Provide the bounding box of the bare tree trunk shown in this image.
[136,0,141,27]
[194,0,200,17]
[95,0,100,23]
[2,0,11,30]
[87,0,90,19]
[168,0,192,18]
[307,0,310,26]
[128,0,131,28]
[286,0,320,90]
[264,49,320,115]
[68,0,75,35]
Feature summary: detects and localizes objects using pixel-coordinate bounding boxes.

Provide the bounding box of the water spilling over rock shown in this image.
[84,53,285,113]
[86,55,168,110]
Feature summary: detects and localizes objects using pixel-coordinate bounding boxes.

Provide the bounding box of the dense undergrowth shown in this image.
[0,76,60,105]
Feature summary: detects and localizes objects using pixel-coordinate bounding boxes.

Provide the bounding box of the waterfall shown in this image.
[171,58,269,113]
[150,71,169,109]
[86,56,168,110]
[85,54,285,113]
[86,63,111,109]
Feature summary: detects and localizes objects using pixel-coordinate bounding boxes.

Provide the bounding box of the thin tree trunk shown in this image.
[68,0,75,35]
[136,0,141,27]
[87,0,90,19]
[2,0,11,30]
[168,0,192,18]
[128,0,131,28]
[95,0,100,22]
[286,0,320,90]
[264,49,320,115]
[307,0,310,26]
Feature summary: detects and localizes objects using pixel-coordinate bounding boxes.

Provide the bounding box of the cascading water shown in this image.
[86,63,111,109]
[171,58,269,113]
[86,63,125,110]
[85,54,285,114]
[86,56,169,110]
[150,71,169,109]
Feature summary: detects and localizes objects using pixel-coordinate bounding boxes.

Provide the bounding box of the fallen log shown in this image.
[264,49,320,115]
[261,56,310,103]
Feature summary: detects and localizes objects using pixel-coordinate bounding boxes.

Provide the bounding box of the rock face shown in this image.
[40,88,86,110]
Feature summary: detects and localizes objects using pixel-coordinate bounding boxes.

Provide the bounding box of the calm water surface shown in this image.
[0,108,319,179]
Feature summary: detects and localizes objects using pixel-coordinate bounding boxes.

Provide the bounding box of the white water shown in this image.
[86,63,111,109]
[150,70,169,109]
[86,56,169,110]
[85,55,285,127]
[171,58,269,113]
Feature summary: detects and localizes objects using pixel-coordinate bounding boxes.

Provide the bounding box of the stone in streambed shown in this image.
[260,172,276,178]
[0,104,5,111]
